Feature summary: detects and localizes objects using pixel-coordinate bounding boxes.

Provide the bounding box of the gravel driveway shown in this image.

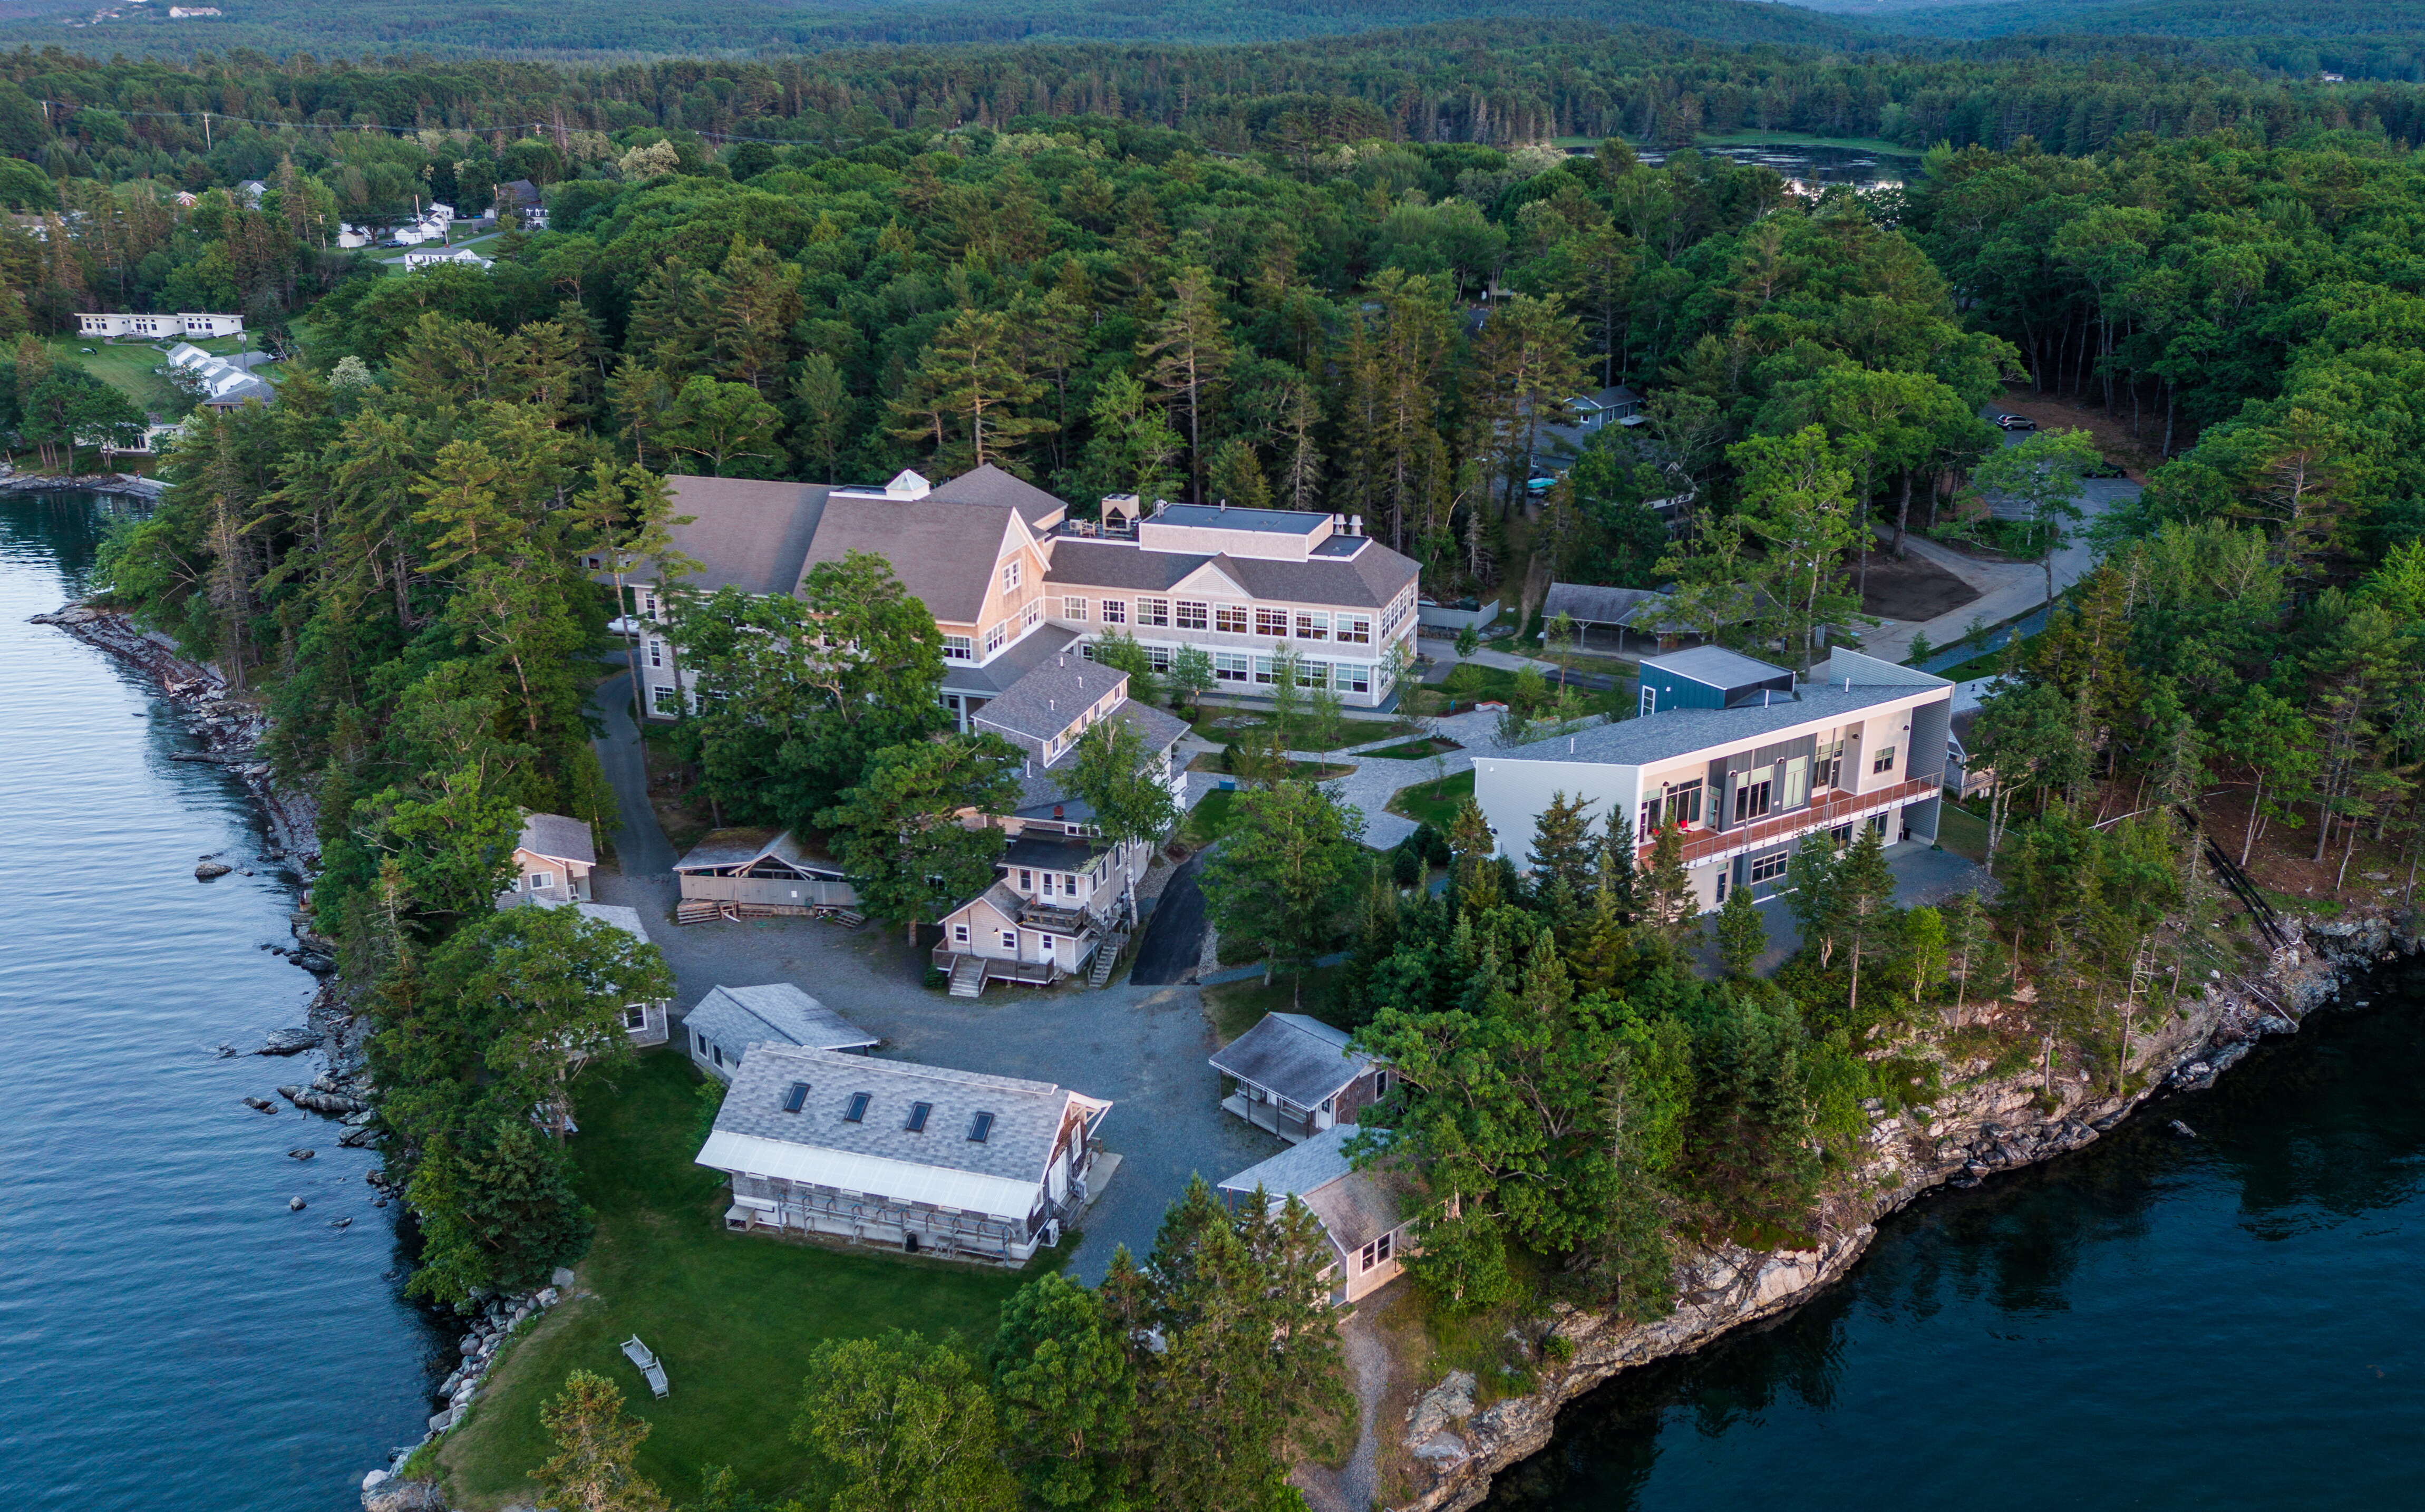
[596,868,1285,1283]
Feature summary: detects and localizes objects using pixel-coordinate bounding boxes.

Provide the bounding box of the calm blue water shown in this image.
[1490,954,2425,1509]
[0,493,445,1509]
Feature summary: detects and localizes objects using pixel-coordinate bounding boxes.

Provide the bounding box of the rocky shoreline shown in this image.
[1,468,168,500]
[27,594,511,1506]
[1391,909,2423,1512]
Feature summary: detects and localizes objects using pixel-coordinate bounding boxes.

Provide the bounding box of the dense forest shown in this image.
[32,25,2422,1507]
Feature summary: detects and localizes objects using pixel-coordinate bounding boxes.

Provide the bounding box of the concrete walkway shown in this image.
[1294,1302,1393,1512]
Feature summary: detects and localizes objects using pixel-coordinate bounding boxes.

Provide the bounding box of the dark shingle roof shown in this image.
[924,463,1069,527]
[940,625,1082,697]
[516,811,595,867]
[1217,1125,1412,1254]
[798,495,1017,623]
[657,478,830,596]
[673,827,795,874]
[1046,536,1417,609]
[971,657,1128,743]
[1209,1013,1374,1107]
[1542,583,1681,630]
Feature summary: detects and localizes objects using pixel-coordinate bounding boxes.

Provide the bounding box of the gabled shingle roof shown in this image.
[971,657,1128,743]
[683,984,878,1054]
[656,478,830,596]
[798,496,1018,623]
[1046,535,1415,609]
[1217,1124,1412,1254]
[924,463,1069,527]
[1209,1013,1375,1108]
[706,1042,1107,1185]
[516,811,596,867]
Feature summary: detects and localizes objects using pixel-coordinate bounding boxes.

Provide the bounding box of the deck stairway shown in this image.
[948,955,987,999]
[1088,929,1129,988]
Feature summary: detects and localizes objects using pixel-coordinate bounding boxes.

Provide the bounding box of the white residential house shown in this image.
[681,983,879,1082]
[1471,648,1953,911]
[403,246,493,272]
[932,654,1185,996]
[335,224,372,249]
[1218,1125,1422,1307]
[503,811,596,904]
[78,311,244,340]
[165,342,277,409]
[697,1043,1111,1263]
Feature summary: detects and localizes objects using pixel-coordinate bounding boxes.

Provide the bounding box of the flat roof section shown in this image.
[1150,503,1328,535]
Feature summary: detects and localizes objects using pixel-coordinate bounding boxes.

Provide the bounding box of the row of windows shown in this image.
[1064,596,1374,644]
[1206,652,1373,695]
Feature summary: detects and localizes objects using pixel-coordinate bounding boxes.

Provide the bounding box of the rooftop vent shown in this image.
[782,1081,811,1113]
[842,1091,870,1123]
[968,1111,995,1143]
[904,1101,933,1133]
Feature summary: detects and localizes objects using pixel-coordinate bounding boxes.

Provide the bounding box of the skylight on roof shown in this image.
[843,1092,870,1123]
[782,1081,810,1113]
[905,1101,933,1133]
[968,1111,995,1143]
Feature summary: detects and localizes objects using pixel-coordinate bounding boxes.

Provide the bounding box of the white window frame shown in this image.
[622,1005,648,1029]
[647,639,664,668]
[1136,597,1170,627]
[1064,597,1089,621]
[1146,644,1172,673]
[526,870,555,891]
[1215,604,1249,634]
[651,684,681,715]
[1295,610,1329,641]
[1253,655,1278,686]
[984,622,1008,654]
[1873,744,1898,774]
[1337,614,1373,644]
[1175,599,1209,630]
[1000,929,1017,952]
[942,634,973,661]
[1255,607,1288,637]
[1213,651,1250,683]
[954,924,969,944]
[1341,663,1371,694]
[1295,659,1328,689]
[1022,602,1041,632]
[1002,560,1021,591]
[1100,599,1128,624]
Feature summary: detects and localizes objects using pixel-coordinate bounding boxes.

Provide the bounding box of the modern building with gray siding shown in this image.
[1472,649,1954,910]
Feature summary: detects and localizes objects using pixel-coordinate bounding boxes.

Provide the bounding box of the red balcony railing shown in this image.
[1641,778,1941,868]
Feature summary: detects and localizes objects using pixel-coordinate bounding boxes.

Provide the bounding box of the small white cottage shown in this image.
[1209,1013,1389,1144]
[682,983,878,1082]
[697,1044,1111,1264]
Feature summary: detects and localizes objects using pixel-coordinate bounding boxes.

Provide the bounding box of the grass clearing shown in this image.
[1936,803,1991,864]
[1192,714,1423,751]
[1201,965,1351,1044]
[44,335,205,411]
[1184,786,1240,846]
[436,1050,1049,1510]
[1388,769,1474,831]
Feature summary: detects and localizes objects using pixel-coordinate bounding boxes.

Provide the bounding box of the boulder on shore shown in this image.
[257,1026,319,1056]
[195,861,232,880]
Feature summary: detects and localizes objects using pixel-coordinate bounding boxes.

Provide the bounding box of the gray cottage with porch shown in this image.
[682,983,879,1082]
[1209,1013,1388,1144]
[672,828,859,924]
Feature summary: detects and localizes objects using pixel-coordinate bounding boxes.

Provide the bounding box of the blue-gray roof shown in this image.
[1151,503,1328,535]
[1641,645,1792,690]
[1497,685,1924,769]
[683,984,878,1053]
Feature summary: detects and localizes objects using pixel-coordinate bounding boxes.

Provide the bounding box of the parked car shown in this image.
[1994,413,2038,431]
[2084,459,2128,478]
[378,238,405,248]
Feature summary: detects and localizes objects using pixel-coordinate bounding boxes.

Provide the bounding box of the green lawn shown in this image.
[47,334,216,411]
[1388,769,1475,831]
[1202,964,1351,1043]
[1936,801,1991,864]
[1184,786,1240,846]
[436,1051,1051,1510]
[1192,713,1422,751]
[1929,632,2039,685]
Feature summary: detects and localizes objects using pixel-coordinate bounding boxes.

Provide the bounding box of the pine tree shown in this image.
[1711,876,1766,977]
[1137,265,1234,499]
[1638,819,1697,945]
[533,1370,666,1512]
[1204,436,1270,509]
[1526,790,1598,895]
[889,307,1052,475]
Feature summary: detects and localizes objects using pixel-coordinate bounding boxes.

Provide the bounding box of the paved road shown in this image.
[1860,420,2141,664]
[595,868,1282,1283]
[588,668,673,876]
[1130,849,1211,985]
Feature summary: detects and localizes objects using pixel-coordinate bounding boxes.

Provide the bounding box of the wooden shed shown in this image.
[673,828,859,924]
